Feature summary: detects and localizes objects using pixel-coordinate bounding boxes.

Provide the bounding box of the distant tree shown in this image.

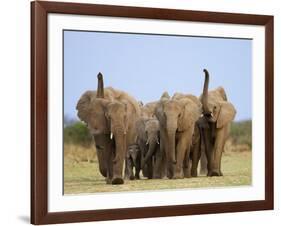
[230,120,252,148]
[64,122,92,147]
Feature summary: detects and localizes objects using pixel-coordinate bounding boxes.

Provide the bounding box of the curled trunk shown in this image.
[202,69,211,114]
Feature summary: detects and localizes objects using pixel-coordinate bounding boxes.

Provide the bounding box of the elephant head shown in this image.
[201,69,236,129]
[76,72,110,137]
[142,119,160,165]
[127,144,141,166]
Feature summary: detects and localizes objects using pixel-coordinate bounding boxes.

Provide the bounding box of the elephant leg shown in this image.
[191,140,201,177]
[183,155,192,178]
[210,127,226,176]
[96,150,107,177]
[200,149,208,175]
[125,158,135,180]
[201,126,214,177]
[128,159,135,180]
[153,147,163,179]
[94,135,108,178]
[161,152,167,178]
[135,162,140,179]
[124,160,130,179]
[159,130,170,179]
[174,131,192,179]
[139,142,148,178]
[105,144,114,184]
[146,158,153,179]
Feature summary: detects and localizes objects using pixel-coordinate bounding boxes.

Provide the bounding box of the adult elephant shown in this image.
[197,69,236,176]
[76,73,140,184]
[155,92,201,179]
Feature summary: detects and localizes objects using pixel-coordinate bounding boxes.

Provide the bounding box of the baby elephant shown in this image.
[125,144,141,180]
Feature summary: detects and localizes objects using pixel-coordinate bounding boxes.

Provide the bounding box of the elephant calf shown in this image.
[136,118,165,179]
[125,144,141,180]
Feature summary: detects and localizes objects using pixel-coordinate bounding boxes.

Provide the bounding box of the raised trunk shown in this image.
[202,69,211,114]
[96,72,104,98]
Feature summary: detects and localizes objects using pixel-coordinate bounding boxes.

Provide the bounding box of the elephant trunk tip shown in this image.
[96,72,104,98]
[97,72,103,80]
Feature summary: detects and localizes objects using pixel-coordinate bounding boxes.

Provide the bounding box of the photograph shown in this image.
[63,30,252,194]
[30,1,273,224]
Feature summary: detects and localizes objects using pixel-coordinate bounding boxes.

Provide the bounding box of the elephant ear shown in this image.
[76,91,95,122]
[216,86,228,101]
[178,100,201,132]
[160,91,170,101]
[154,102,164,126]
[123,102,129,134]
[216,101,236,129]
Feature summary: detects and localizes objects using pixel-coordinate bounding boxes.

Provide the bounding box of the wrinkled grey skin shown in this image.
[155,92,201,179]
[125,144,141,180]
[135,118,165,179]
[192,69,236,177]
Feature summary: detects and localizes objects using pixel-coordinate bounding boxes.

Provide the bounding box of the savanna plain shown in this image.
[64,120,252,194]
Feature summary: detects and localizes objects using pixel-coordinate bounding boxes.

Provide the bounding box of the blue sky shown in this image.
[64,30,252,121]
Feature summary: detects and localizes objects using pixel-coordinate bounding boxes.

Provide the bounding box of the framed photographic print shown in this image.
[31,1,274,225]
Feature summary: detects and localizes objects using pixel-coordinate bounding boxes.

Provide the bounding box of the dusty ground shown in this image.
[63,150,251,194]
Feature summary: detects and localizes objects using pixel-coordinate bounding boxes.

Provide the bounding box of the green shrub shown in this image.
[64,122,92,147]
[230,120,252,148]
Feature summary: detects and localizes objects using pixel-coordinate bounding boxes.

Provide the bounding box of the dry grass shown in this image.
[63,144,251,194]
[64,144,97,164]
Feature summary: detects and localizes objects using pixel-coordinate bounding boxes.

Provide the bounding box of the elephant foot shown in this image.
[184,169,191,178]
[112,177,124,185]
[191,169,198,177]
[106,178,112,184]
[135,175,140,180]
[172,172,184,179]
[200,169,208,175]
[129,175,135,180]
[209,170,223,177]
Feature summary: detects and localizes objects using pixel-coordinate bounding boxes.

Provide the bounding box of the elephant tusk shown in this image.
[110,132,113,140]
[146,140,149,145]
[157,140,160,144]
[210,112,213,117]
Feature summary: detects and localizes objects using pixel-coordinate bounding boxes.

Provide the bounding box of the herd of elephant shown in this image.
[76,69,236,185]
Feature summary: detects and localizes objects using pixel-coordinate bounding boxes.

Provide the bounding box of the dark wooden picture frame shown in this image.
[31,1,274,224]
